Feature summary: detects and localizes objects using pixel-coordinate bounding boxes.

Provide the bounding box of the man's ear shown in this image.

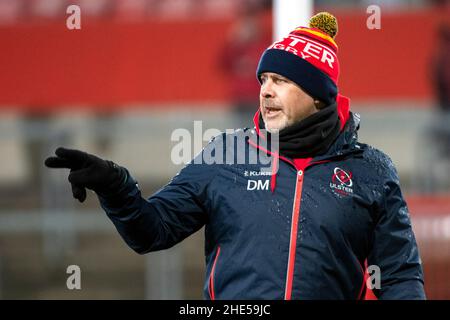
[314,100,326,110]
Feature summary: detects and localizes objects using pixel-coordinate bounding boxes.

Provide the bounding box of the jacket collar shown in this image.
[312,111,362,162]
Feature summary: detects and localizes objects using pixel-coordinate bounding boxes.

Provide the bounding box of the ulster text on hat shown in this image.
[269,35,336,69]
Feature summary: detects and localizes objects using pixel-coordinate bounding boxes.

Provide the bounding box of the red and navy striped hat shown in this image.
[257,12,340,105]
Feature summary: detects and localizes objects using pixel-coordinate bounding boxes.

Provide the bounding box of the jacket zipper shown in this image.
[208,246,221,300]
[284,169,304,300]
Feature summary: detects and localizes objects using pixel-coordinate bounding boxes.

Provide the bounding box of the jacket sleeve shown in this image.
[367,157,426,300]
[97,151,216,255]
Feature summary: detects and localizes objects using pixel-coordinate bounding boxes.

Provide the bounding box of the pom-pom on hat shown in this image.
[257,12,340,105]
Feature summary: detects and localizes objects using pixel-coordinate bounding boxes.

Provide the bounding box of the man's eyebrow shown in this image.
[273,74,289,81]
[261,73,289,82]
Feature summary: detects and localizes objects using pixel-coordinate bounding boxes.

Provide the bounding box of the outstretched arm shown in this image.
[45,147,214,254]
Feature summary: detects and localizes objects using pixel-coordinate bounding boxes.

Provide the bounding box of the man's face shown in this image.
[259,72,319,132]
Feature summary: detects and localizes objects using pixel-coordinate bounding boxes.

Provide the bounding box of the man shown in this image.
[45,13,425,299]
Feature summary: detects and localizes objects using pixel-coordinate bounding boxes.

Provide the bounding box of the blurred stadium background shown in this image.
[0,0,449,299]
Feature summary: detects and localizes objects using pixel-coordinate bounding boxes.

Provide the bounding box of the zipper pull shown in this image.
[298,170,303,181]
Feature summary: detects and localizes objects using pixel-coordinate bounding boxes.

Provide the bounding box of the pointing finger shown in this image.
[55,147,88,166]
[44,156,73,169]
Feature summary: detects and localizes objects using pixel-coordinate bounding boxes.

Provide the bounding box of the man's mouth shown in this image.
[264,106,282,117]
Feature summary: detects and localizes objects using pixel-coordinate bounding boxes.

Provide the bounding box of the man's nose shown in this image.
[260,81,275,98]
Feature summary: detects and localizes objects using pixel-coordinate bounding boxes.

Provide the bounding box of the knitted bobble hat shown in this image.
[257,12,340,105]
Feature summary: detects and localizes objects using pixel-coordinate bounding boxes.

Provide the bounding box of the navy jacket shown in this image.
[99,101,425,300]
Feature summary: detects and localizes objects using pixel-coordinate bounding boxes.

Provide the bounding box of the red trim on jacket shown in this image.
[209,246,221,300]
[336,94,350,130]
[284,170,304,300]
[357,259,367,300]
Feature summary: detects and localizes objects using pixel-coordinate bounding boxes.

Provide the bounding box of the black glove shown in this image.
[44,147,127,202]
